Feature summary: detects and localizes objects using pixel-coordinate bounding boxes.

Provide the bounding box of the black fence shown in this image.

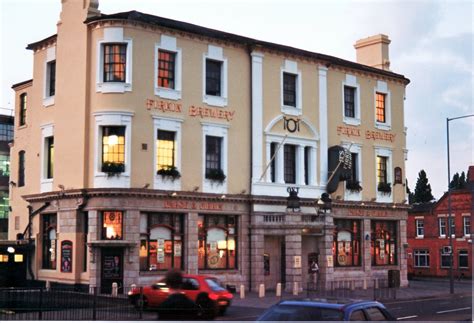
[0,286,155,321]
[306,278,398,301]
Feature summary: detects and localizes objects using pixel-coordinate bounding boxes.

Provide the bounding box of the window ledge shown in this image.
[43,96,55,107]
[154,176,181,191]
[203,178,227,194]
[204,95,227,107]
[375,122,391,131]
[96,82,132,93]
[155,87,182,101]
[281,105,302,116]
[40,179,53,193]
[343,117,361,126]
[415,236,424,239]
[88,241,135,248]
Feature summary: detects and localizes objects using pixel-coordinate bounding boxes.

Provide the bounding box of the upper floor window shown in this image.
[42,214,57,270]
[18,150,25,187]
[0,123,13,142]
[0,154,10,177]
[416,219,424,238]
[101,126,125,174]
[19,93,27,126]
[270,143,277,183]
[45,137,54,179]
[157,50,176,89]
[103,44,127,83]
[46,60,56,97]
[206,60,222,97]
[439,218,446,236]
[463,216,470,236]
[205,136,222,177]
[284,144,296,184]
[283,73,297,107]
[102,211,123,240]
[377,156,388,184]
[375,92,386,123]
[0,191,9,220]
[157,130,176,171]
[344,86,356,118]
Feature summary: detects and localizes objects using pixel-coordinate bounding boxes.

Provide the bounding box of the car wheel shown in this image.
[218,306,227,316]
[196,294,217,320]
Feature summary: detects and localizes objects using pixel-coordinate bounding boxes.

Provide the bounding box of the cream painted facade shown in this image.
[9,0,409,292]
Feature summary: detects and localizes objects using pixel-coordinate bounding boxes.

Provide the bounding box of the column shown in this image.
[318,66,328,186]
[309,146,317,186]
[285,233,302,292]
[296,145,305,185]
[276,143,284,184]
[251,51,264,184]
[187,212,199,274]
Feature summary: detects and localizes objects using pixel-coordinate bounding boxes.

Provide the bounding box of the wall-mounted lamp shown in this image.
[286,187,300,212]
[169,192,177,197]
[193,186,199,192]
[220,194,226,199]
[7,246,15,254]
[9,181,16,187]
[365,234,370,241]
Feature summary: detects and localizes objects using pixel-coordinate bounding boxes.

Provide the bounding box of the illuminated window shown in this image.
[0,154,10,177]
[376,156,388,184]
[332,219,361,267]
[101,126,125,173]
[19,93,27,126]
[283,73,297,107]
[0,254,7,262]
[103,44,127,82]
[157,130,175,171]
[198,215,237,270]
[14,254,23,262]
[42,214,57,269]
[0,191,10,219]
[157,50,176,89]
[371,220,397,266]
[139,213,183,271]
[102,211,123,240]
[375,92,386,123]
[414,250,429,267]
[206,60,222,96]
[0,123,13,142]
[46,136,54,179]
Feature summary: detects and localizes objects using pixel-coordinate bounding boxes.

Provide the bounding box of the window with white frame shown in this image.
[342,74,360,125]
[93,111,133,188]
[439,218,446,237]
[416,219,424,238]
[43,46,56,107]
[96,27,132,93]
[281,60,302,115]
[458,250,468,268]
[203,45,227,107]
[343,142,362,197]
[202,123,228,193]
[40,124,54,193]
[375,147,392,199]
[155,35,182,100]
[463,216,470,236]
[413,250,429,268]
[374,80,391,130]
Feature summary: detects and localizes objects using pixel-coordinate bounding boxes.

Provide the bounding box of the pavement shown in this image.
[230,278,473,309]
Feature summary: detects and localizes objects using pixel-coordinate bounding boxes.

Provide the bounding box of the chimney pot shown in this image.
[354,34,391,71]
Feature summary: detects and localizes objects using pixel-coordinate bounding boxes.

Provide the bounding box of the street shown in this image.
[219,294,473,321]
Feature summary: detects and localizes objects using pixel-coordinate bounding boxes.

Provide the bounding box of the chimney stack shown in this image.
[354,34,391,71]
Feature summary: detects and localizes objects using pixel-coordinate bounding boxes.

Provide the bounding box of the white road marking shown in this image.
[397,315,418,320]
[436,307,471,314]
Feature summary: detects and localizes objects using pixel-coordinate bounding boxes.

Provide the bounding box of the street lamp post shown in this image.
[446,114,474,294]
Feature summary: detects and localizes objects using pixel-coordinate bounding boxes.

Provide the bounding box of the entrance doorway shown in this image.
[263,236,285,290]
[100,248,123,294]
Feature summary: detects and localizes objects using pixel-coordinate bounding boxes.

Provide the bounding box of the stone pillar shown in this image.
[124,210,140,287]
[285,233,302,292]
[363,219,372,277]
[187,212,199,274]
[251,229,264,292]
[321,216,335,290]
[399,219,409,287]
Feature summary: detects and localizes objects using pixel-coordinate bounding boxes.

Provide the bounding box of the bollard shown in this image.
[351,280,355,291]
[258,284,265,298]
[240,284,245,299]
[131,283,136,289]
[363,278,367,290]
[375,278,379,289]
[293,282,299,296]
[276,283,281,297]
[45,280,51,291]
[111,282,118,297]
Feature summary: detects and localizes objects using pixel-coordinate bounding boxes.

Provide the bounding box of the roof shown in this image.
[85,10,409,84]
[408,202,435,214]
[11,79,33,90]
[26,34,57,51]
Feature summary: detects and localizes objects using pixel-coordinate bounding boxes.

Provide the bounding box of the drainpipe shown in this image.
[248,45,253,292]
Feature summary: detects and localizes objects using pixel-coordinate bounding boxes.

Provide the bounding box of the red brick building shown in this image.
[407,167,473,279]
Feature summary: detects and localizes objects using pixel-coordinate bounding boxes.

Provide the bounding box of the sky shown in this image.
[1,0,473,199]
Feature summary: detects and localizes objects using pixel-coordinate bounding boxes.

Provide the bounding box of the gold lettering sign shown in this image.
[189,105,235,121]
[164,200,224,211]
[146,99,183,113]
[365,130,396,142]
[337,126,361,137]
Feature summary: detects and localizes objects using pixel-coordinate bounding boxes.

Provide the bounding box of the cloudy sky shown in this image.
[1,0,472,199]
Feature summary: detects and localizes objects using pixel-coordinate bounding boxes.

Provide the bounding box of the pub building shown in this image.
[8,0,410,293]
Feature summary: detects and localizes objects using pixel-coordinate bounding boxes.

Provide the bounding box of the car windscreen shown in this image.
[258,304,344,321]
[205,278,226,291]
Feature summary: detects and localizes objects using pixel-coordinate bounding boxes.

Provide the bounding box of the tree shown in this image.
[412,170,434,203]
[450,171,468,190]
[406,179,415,204]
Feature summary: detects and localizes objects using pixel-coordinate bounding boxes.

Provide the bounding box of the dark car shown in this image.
[128,274,233,319]
[257,299,396,321]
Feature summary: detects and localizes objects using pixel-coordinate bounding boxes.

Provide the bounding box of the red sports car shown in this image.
[128,274,233,318]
